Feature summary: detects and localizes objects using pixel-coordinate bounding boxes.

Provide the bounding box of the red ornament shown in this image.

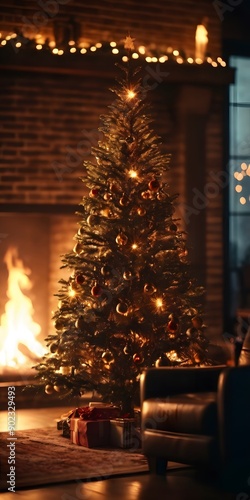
[148,179,160,191]
[133,353,144,364]
[75,274,85,285]
[167,320,178,333]
[91,284,102,297]
[89,188,99,198]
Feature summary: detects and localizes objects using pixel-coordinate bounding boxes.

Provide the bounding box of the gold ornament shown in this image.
[144,283,156,295]
[116,233,128,246]
[102,349,114,364]
[137,207,146,216]
[116,302,128,315]
[45,384,54,395]
[124,35,135,50]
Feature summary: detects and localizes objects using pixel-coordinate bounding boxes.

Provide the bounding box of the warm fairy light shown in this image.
[131,243,138,250]
[16,42,21,48]
[159,55,168,63]
[247,166,250,176]
[68,287,76,297]
[235,172,243,181]
[0,32,226,66]
[128,169,138,178]
[138,45,146,54]
[58,49,64,55]
[155,298,163,309]
[241,162,247,170]
[235,185,242,193]
[127,90,136,99]
[240,197,247,205]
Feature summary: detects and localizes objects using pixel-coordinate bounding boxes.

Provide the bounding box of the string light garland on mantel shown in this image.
[0,32,227,67]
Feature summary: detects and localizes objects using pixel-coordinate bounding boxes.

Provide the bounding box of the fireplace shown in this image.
[0,208,77,380]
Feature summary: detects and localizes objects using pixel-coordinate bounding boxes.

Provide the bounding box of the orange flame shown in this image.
[0,247,45,372]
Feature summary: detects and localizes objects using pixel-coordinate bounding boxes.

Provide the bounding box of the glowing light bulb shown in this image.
[132,243,138,250]
[176,57,183,64]
[145,56,152,62]
[68,40,75,46]
[132,52,139,59]
[173,50,179,56]
[195,58,203,64]
[138,45,146,54]
[52,48,58,54]
[90,46,97,51]
[1,40,7,45]
[129,169,137,178]
[70,47,76,53]
[159,55,167,63]
[110,41,116,47]
[112,48,119,54]
[235,185,242,193]
[122,55,128,62]
[187,57,194,64]
[36,44,43,50]
[127,90,136,100]
[155,298,163,309]
[68,288,76,297]
[15,42,21,48]
[151,56,158,62]
[96,42,102,48]
[240,197,246,205]
[241,163,247,170]
[58,49,64,55]
[81,48,87,54]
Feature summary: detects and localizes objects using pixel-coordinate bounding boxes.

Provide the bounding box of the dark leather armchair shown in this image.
[140,365,250,489]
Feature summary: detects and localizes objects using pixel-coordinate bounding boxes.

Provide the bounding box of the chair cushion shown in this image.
[142,391,217,436]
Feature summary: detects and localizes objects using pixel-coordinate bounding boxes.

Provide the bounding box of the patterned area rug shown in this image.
[0,427,150,491]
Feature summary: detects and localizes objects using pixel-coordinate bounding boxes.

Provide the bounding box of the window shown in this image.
[229,56,250,313]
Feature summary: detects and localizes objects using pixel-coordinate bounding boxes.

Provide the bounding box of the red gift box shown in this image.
[70,418,110,447]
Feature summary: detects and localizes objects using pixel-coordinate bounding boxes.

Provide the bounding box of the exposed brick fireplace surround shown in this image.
[0,0,234,386]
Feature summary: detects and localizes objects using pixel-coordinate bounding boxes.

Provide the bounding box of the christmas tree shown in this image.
[34,37,209,414]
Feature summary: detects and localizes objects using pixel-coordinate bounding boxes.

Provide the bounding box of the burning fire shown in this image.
[0,247,45,372]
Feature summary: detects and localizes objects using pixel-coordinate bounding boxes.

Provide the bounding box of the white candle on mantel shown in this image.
[195,21,208,61]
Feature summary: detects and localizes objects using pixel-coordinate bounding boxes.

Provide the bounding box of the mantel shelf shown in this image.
[0,47,235,86]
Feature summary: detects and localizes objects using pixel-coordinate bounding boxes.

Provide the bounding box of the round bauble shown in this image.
[116,302,128,315]
[102,349,114,364]
[75,273,85,285]
[133,353,144,364]
[137,207,146,216]
[116,233,128,246]
[54,385,65,393]
[49,342,59,354]
[167,320,178,333]
[123,271,132,280]
[141,190,151,199]
[75,316,86,330]
[101,264,112,277]
[192,316,203,329]
[110,182,120,193]
[186,327,198,338]
[89,188,99,198]
[45,384,54,395]
[144,283,156,295]
[119,195,129,206]
[104,192,112,201]
[148,179,160,191]
[123,343,132,355]
[91,284,102,297]
[87,214,98,226]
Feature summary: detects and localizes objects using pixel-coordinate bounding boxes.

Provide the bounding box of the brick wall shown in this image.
[0,0,229,346]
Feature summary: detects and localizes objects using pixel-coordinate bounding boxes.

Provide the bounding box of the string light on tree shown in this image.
[234,162,250,205]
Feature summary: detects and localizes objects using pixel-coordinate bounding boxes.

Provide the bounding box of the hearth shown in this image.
[0,207,77,382]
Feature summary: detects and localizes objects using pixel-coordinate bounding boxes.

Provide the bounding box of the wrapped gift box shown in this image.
[70,418,110,447]
[110,418,141,449]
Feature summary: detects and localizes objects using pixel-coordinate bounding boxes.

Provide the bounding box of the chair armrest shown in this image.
[140,366,225,405]
[218,365,250,468]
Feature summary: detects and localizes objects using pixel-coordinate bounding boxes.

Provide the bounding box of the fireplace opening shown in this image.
[0,209,76,382]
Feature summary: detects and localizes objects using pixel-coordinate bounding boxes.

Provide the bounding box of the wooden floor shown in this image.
[0,407,242,499]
